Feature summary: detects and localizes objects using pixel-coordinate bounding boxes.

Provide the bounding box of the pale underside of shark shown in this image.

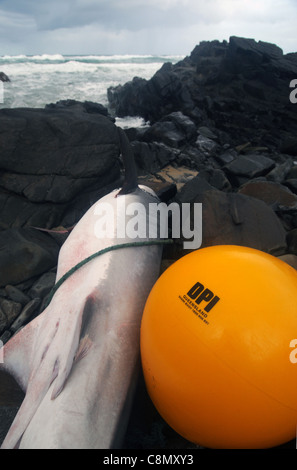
[0,129,163,449]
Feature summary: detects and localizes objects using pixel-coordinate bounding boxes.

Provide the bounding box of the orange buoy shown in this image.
[140,245,297,449]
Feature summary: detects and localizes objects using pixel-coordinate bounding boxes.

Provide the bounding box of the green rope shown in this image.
[44,239,174,309]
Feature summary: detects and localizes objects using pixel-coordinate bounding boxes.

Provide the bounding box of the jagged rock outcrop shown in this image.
[108,36,297,152]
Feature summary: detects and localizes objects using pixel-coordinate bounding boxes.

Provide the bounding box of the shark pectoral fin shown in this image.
[1,293,98,448]
[0,309,47,392]
[1,303,81,449]
[50,293,97,400]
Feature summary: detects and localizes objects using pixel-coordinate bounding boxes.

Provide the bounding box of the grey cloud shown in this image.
[0,0,225,32]
[0,8,36,39]
[0,0,296,54]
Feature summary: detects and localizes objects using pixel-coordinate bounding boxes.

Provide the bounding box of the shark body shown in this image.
[0,129,163,449]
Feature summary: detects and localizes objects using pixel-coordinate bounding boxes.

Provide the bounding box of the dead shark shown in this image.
[0,128,164,449]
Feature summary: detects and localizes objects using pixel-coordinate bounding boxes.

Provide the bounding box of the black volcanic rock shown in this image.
[176,182,287,256]
[107,37,297,263]
[0,228,59,287]
[223,154,275,186]
[0,72,10,82]
[0,107,118,176]
[45,99,110,116]
[142,111,197,148]
[238,180,297,210]
[108,36,297,152]
[0,106,122,231]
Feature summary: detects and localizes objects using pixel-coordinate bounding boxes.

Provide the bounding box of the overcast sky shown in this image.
[0,0,296,56]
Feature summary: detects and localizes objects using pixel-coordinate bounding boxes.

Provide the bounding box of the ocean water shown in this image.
[0,54,184,126]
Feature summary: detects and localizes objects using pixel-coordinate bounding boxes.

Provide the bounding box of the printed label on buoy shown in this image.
[178,282,220,325]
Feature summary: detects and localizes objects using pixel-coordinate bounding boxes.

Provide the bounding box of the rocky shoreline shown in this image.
[0,36,297,449]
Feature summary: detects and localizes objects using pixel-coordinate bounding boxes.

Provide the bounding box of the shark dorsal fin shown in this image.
[117,127,138,195]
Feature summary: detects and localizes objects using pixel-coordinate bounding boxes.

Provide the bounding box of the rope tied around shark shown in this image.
[45,238,174,309]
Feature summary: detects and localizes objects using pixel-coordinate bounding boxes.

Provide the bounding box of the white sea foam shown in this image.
[116,116,149,129]
[30,54,65,61]
[0,54,28,60]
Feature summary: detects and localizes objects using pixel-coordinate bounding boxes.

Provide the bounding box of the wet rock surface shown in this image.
[0,72,10,82]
